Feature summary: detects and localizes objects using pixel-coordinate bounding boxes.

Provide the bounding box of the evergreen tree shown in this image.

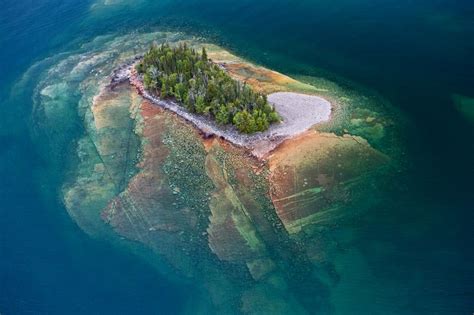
[195,95,206,114]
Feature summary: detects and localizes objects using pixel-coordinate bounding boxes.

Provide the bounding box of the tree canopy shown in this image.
[136,43,280,133]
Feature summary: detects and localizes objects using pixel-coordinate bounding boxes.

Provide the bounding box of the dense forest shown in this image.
[136,43,280,133]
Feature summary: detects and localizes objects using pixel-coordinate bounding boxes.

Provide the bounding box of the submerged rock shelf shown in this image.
[30,32,402,314]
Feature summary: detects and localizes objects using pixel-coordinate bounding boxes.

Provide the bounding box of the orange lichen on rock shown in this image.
[207,46,317,95]
[221,62,298,94]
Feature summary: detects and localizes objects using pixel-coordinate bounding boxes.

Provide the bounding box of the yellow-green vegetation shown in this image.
[453,94,474,124]
[136,43,280,133]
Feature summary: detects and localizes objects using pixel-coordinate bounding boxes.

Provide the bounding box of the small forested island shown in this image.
[30,32,401,314]
[136,44,280,133]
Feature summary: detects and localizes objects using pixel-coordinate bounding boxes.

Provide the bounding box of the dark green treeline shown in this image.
[137,43,280,133]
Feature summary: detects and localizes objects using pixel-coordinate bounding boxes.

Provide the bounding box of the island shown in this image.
[126,42,332,157]
[137,43,280,133]
[32,32,399,314]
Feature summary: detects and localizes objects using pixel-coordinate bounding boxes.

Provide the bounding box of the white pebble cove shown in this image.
[115,62,331,158]
[267,92,331,138]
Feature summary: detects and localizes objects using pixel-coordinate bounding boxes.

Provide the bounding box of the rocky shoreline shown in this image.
[112,59,331,158]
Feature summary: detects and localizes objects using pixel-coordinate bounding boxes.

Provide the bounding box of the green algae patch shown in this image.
[62,83,142,236]
[453,93,474,124]
[62,137,119,235]
[205,142,269,259]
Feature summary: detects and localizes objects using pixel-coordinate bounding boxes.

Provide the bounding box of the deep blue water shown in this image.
[1,0,473,313]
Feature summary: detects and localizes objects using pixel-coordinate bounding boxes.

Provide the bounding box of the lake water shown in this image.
[1,0,473,313]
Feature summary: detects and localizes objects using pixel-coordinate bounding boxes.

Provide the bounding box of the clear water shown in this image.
[1,0,473,314]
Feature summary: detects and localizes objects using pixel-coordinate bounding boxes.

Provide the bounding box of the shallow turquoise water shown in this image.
[1,0,473,314]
